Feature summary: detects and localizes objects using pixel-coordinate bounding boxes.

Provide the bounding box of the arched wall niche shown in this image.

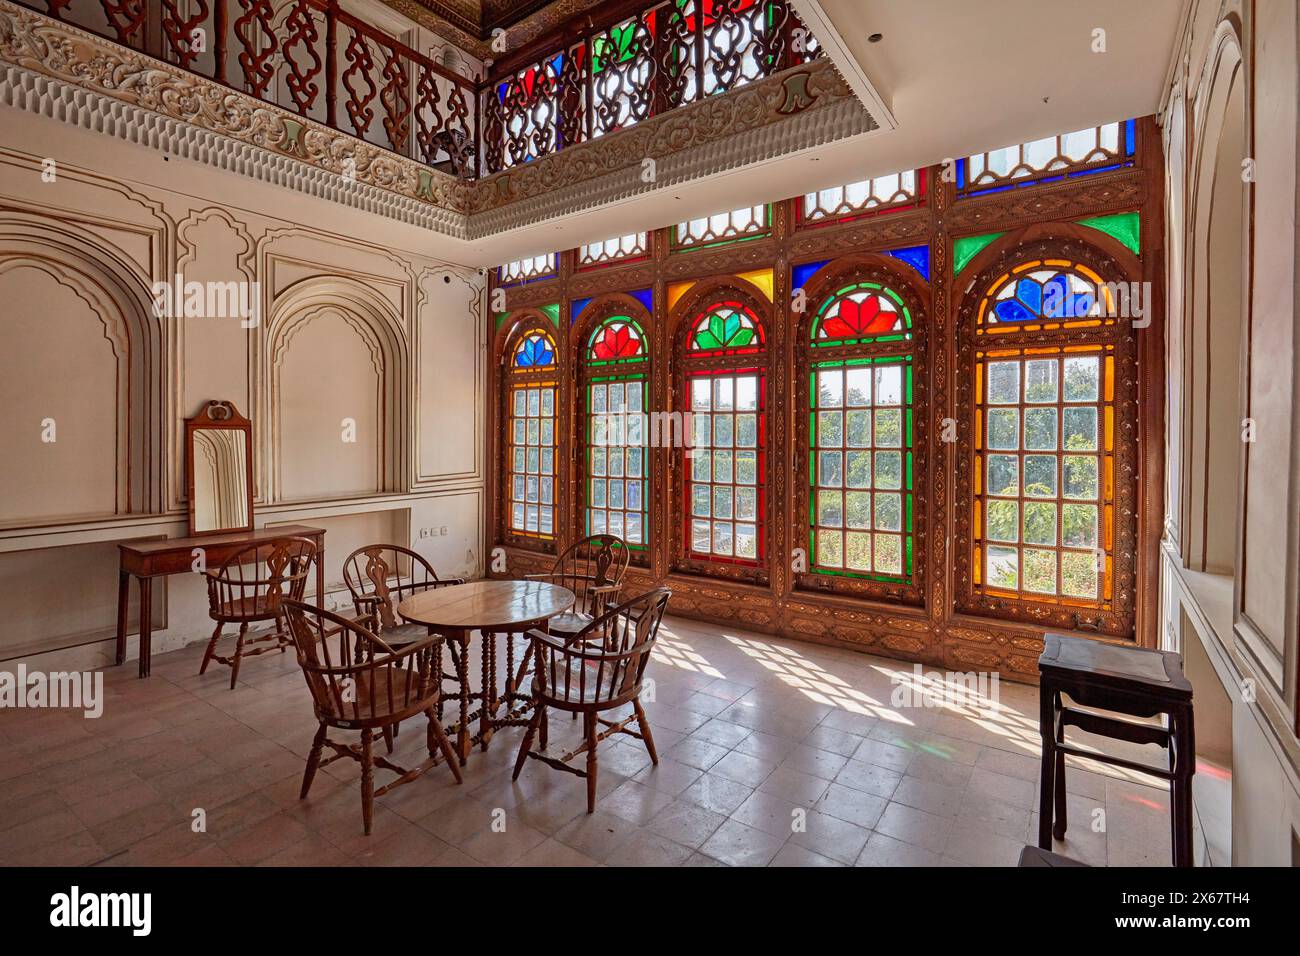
[953,230,1143,639]
[0,217,163,524]
[263,276,410,503]
[1183,21,1246,576]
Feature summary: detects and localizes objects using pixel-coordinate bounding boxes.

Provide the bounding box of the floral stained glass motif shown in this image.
[980,262,1115,333]
[588,318,646,363]
[812,285,910,345]
[689,303,763,353]
[993,272,1096,323]
[514,332,556,368]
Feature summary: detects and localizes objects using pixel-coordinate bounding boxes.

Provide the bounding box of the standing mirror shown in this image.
[185,400,254,536]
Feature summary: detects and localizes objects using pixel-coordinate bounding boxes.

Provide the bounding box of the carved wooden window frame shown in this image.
[670,278,771,584]
[794,256,928,606]
[573,294,655,566]
[499,313,562,552]
[954,236,1140,637]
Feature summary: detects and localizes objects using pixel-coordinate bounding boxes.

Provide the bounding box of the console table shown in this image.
[116,525,326,678]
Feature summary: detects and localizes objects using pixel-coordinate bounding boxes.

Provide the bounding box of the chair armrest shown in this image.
[590,583,622,594]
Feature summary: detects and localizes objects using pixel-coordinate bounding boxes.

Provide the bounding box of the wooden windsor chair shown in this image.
[501,535,632,708]
[512,587,670,813]
[199,536,316,689]
[281,599,462,836]
[342,544,466,717]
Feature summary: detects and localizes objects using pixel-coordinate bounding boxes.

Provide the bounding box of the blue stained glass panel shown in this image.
[887,245,930,281]
[629,287,654,313]
[571,297,592,324]
[793,260,829,293]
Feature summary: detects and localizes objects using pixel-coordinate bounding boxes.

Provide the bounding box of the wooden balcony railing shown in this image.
[17,0,817,183]
[21,0,479,176]
[480,0,819,175]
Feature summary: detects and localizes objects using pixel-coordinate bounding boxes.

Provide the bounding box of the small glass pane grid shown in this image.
[972,345,1114,605]
[809,358,913,581]
[959,120,1136,196]
[578,232,649,268]
[674,204,769,249]
[498,254,557,285]
[801,169,923,224]
[508,382,557,538]
[977,260,1118,335]
[686,370,764,562]
[586,377,649,546]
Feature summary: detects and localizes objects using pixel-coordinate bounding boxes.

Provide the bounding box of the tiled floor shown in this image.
[0,616,1176,866]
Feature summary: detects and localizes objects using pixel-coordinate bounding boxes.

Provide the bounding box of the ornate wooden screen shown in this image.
[485,116,1163,681]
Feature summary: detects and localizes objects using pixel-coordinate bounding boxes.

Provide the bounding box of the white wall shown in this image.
[1161,0,1300,866]
[0,97,486,669]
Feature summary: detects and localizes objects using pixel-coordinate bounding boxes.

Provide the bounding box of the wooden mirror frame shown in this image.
[185,400,255,537]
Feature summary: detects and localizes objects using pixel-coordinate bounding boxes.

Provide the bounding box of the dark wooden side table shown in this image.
[1038,633,1195,867]
[116,525,326,678]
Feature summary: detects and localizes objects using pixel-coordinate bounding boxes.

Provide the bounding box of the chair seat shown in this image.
[530,670,629,707]
[546,611,594,636]
[337,667,428,721]
[382,621,432,646]
[213,595,282,622]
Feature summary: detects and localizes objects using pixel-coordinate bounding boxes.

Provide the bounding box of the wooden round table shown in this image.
[398,580,574,764]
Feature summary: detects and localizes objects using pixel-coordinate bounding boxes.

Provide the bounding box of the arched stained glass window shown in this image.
[582,314,650,547]
[968,256,1120,613]
[503,326,558,541]
[805,278,916,589]
[680,295,767,570]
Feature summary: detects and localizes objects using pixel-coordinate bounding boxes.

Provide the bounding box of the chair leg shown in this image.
[424,709,463,784]
[382,725,394,754]
[513,705,542,781]
[1037,687,1056,850]
[199,621,223,675]
[584,712,598,814]
[1052,748,1067,841]
[301,722,327,799]
[360,728,375,836]
[539,702,549,752]
[229,622,249,689]
[633,697,658,765]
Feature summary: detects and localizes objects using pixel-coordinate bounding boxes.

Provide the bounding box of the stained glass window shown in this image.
[682,297,766,566]
[959,120,1136,196]
[584,316,650,547]
[972,345,1113,605]
[674,204,770,249]
[806,281,915,586]
[504,327,558,540]
[578,232,649,268]
[801,170,923,224]
[977,261,1118,334]
[499,254,557,285]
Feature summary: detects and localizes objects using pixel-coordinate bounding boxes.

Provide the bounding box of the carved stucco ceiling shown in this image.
[379,0,605,57]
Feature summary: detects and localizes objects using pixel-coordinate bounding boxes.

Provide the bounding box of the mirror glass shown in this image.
[191,427,250,533]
